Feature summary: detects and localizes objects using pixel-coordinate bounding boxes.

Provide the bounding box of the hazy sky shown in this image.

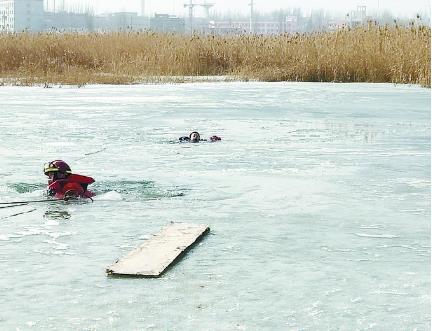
[53,0,431,17]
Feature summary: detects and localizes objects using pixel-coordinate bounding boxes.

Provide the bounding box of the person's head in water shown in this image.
[189,131,201,143]
[44,160,71,182]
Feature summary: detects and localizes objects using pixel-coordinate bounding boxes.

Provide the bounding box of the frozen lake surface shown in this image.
[0,82,430,330]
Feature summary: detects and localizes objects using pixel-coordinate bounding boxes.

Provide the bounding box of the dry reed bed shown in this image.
[0,25,430,86]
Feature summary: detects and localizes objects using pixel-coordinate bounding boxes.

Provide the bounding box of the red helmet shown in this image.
[44,160,72,176]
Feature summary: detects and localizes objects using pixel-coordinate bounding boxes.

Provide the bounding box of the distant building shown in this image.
[210,18,298,35]
[256,22,282,34]
[95,12,148,32]
[150,14,185,33]
[208,20,247,34]
[285,16,298,33]
[347,5,367,27]
[108,12,136,30]
[44,11,93,32]
[189,16,210,34]
[0,0,44,32]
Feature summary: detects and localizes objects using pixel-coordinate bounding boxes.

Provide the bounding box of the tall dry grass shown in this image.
[0,24,430,86]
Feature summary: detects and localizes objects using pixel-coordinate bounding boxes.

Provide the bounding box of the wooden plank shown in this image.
[106,223,209,277]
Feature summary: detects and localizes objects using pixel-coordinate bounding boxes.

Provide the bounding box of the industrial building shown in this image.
[95,12,148,32]
[0,0,44,32]
[150,14,185,33]
[209,16,299,35]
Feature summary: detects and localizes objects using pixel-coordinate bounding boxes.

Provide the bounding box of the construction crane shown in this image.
[141,0,145,16]
[184,0,197,28]
[249,0,254,33]
[200,1,214,18]
[184,0,214,31]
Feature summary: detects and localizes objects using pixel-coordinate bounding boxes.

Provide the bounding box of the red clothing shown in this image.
[47,174,95,200]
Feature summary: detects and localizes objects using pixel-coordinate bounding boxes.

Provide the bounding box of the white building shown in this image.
[0,0,44,32]
[210,18,298,35]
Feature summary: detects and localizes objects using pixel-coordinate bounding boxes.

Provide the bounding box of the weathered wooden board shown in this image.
[106,223,209,277]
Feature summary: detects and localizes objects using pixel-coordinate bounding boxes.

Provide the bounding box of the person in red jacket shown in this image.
[44,160,95,200]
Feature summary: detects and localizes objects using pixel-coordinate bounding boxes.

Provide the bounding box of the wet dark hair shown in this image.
[189,131,200,139]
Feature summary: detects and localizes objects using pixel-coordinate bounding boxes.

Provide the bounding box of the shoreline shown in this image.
[0,75,244,86]
[0,76,428,88]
